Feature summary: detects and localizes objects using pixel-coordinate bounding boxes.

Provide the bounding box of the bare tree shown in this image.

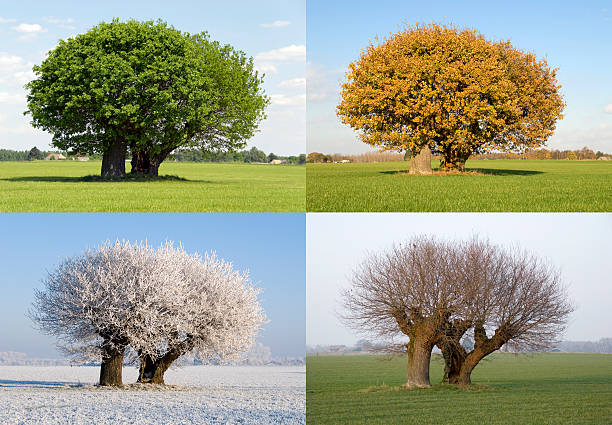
[341,236,469,387]
[342,236,573,388]
[30,241,264,386]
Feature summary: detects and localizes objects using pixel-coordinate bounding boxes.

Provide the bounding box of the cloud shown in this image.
[12,23,45,33]
[279,77,306,89]
[604,104,612,114]
[43,17,76,30]
[270,94,306,106]
[254,63,278,74]
[13,69,36,85]
[260,20,290,28]
[0,91,26,104]
[0,53,24,72]
[256,44,305,62]
[0,17,17,23]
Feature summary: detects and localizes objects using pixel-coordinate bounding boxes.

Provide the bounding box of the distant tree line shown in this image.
[0,146,306,165]
[171,147,306,164]
[308,146,611,163]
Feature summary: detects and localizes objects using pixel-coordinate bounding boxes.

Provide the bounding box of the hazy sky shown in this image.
[0,213,305,358]
[0,0,305,155]
[307,0,612,154]
[307,213,612,346]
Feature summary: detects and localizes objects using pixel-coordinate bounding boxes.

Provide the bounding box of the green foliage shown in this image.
[25,19,269,169]
[26,147,44,161]
[0,161,305,211]
[0,149,29,161]
[307,354,612,425]
[306,160,612,211]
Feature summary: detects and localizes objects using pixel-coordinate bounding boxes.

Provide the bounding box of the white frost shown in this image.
[0,365,305,424]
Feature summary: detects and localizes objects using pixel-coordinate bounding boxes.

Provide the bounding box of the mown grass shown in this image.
[0,161,305,212]
[306,353,612,425]
[306,160,612,211]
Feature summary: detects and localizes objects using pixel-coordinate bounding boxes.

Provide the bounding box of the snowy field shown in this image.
[0,365,305,424]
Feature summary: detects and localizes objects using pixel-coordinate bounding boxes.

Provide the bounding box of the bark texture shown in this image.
[137,351,182,385]
[101,141,126,178]
[439,149,471,172]
[408,145,432,174]
[405,337,434,387]
[130,147,173,176]
[99,347,125,386]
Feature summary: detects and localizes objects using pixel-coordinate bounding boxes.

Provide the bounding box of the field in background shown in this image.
[307,353,612,425]
[1,365,305,424]
[306,160,612,211]
[0,161,305,212]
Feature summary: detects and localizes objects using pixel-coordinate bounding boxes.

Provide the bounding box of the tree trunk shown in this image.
[440,150,471,172]
[405,337,434,388]
[101,141,126,178]
[455,352,483,386]
[408,145,432,174]
[99,347,125,386]
[441,344,466,384]
[137,352,181,385]
[131,151,168,176]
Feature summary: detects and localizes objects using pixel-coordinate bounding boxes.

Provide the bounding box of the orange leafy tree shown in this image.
[337,24,565,171]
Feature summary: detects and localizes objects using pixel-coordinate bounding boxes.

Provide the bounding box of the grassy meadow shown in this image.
[0,161,305,212]
[307,353,612,425]
[306,160,612,211]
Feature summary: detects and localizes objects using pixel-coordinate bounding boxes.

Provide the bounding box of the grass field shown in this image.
[306,160,612,211]
[0,161,305,212]
[306,353,612,425]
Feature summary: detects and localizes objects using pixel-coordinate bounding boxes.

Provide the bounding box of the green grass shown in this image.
[0,161,305,211]
[306,160,612,211]
[307,353,612,425]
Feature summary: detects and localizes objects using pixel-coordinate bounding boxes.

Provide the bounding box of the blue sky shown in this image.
[307,0,612,154]
[0,0,305,155]
[0,213,305,358]
[307,213,612,346]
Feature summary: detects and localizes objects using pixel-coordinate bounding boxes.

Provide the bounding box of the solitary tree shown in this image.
[342,236,572,388]
[337,23,565,172]
[30,241,264,386]
[25,19,268,177]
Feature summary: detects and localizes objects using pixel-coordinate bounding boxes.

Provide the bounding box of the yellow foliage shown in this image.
[336,23,565,170]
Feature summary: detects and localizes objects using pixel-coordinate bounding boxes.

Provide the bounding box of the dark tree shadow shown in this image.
[0,175,216,183]
[0,379,88,389]
[379,168,543,176]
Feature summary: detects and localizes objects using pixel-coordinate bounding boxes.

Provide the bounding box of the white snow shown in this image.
[0,365,305,424]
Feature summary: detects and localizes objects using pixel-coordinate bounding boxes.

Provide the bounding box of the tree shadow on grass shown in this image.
[1,174,215,183]
[0,379,87,389]
[379,168,543,176]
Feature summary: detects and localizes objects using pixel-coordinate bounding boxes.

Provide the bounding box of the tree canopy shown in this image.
[337,23,565,171]
[25,19,269,177]
[30,241,264,386]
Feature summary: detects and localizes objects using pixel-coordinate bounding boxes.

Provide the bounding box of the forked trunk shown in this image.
[99,347,125,386]
[408,145,432,175]
[441,344,466,384]
[137,352,181,385]
[440,150,471,172]
[101,141,126,178]
[405,338,433,388]
[131,150,169,177]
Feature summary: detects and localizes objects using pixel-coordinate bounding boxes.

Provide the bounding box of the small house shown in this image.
[44,153,66,161]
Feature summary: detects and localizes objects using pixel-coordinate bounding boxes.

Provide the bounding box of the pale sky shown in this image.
[307,0,612,154]
[0,0,305,155]
[307,213,612,346]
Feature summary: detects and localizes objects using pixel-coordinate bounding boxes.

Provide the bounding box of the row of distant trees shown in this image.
[308,147,611,163]
[0,147,306,164]
[172,147,306,164]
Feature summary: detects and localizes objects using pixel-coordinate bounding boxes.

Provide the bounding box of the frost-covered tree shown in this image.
[30,241,264,386]
[134,247,264,384]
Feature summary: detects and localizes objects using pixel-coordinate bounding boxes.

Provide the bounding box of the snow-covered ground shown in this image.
[0,365,305,424]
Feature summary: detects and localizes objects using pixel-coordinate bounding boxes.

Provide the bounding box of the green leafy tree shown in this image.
[27,147,44,161]
[25,19,269,177]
